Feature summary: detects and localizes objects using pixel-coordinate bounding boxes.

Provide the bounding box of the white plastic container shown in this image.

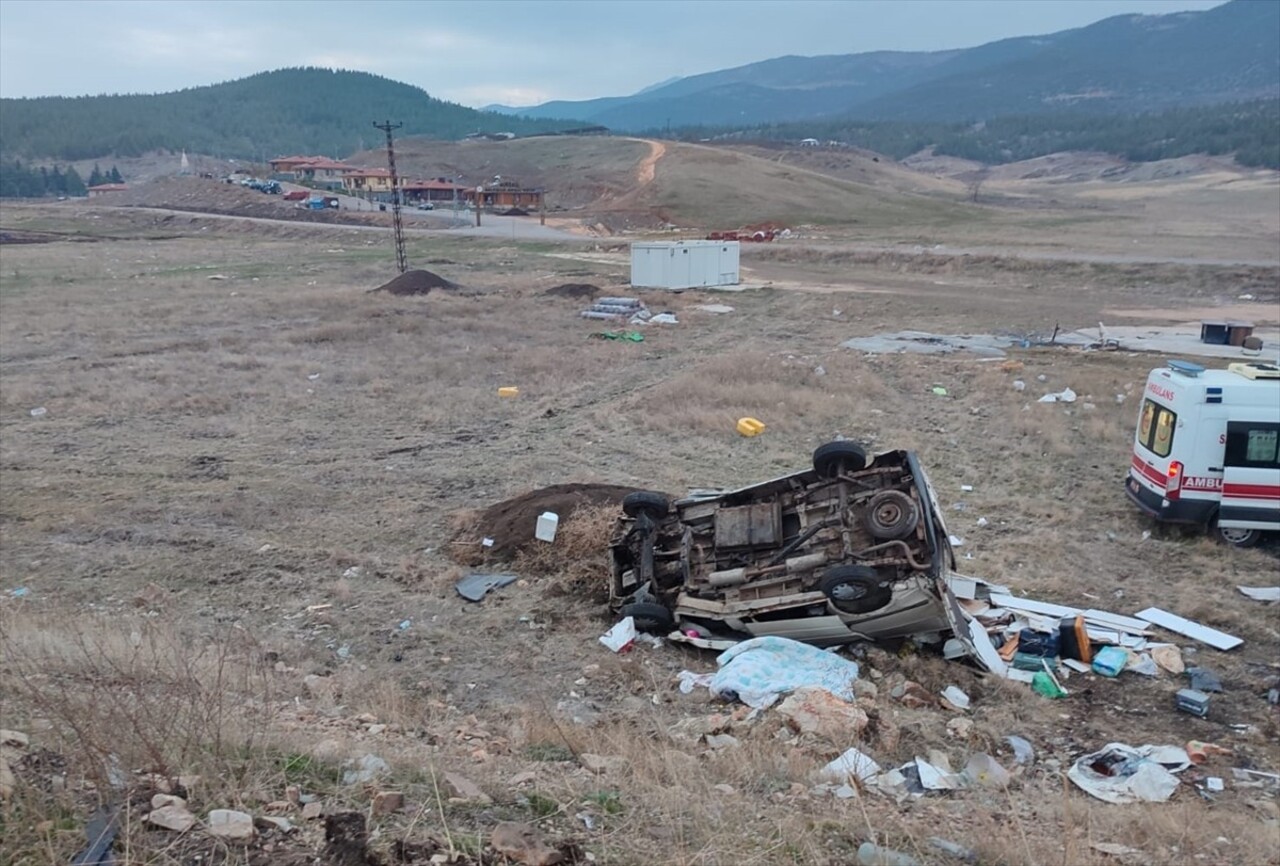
[535,511,559,543]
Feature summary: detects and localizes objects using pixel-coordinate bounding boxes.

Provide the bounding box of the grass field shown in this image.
[1,159,1279,866]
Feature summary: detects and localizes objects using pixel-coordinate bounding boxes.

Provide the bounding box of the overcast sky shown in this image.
[0,0,1226,107]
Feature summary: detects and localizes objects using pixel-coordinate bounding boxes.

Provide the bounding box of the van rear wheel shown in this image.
[1214,521,1262,548]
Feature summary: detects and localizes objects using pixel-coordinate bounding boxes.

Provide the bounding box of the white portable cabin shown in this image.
[630,241,740,290]
[1125,360,1280,547]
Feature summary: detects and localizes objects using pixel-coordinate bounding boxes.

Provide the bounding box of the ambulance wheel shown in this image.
[622,491,669,519]
[619,601,674,634]
[819,565,892,614]
[813,441,868,478]
[1213,520,1262,548]
[864,490,919,540]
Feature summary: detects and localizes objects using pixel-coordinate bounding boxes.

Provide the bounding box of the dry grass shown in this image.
[1,200,1278,865]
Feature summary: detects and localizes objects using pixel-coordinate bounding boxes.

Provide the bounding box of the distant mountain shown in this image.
[499,0,1278,130]
[0,68,577,162]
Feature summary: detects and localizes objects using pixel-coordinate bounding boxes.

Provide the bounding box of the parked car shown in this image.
[416,201,435,210]
[608,442,962,647]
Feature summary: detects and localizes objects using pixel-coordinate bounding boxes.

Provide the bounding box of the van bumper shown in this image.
[1124,475,1215,525]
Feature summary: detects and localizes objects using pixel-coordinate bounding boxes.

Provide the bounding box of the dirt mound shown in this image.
[370,269,458,296]
[453,483,638,562]
[544,283,601,300]
[500,206,531,217]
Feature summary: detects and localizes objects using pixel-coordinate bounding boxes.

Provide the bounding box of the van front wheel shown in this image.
[1213,520,1262,548]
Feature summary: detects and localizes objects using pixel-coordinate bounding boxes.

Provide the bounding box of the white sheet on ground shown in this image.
[677,635,861,709]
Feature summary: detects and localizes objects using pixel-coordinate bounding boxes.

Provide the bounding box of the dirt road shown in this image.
[633,138,665,186]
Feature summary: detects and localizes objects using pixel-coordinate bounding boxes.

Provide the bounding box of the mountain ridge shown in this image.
[494,0,1277,129]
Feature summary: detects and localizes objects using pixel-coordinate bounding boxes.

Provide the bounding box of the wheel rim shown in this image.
[1219,527,1255,544]
[872,501,905,530]
[830,582,867,601]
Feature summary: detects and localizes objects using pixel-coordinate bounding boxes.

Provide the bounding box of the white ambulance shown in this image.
[1125,360,1280,547]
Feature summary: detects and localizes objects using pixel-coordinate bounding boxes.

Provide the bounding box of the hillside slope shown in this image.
[350,134,974,228]
[0,68,576,161]
[496,0,1278,129]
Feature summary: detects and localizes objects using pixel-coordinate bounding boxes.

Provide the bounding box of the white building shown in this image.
[630,241,740,290]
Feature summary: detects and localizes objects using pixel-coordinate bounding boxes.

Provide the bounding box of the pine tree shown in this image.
[88,164,104,186]
[65,166,86,196]
[108,166,123,183]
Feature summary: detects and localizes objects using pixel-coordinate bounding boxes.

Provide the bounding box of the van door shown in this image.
[1220,421,1280,534]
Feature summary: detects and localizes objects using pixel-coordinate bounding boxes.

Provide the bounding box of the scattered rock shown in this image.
[712,783,736,795]
[151,793,187,810]
[286,784,302,806]
[256,815,294,833]
[890,681,936,709]
[0,730,30,749]
[578,753,625,774]
[491,821,563,866]
[310,738,346,762]
[207,808,254,840]
[946,718,974,740]
[147,804,197,832]
[264,800,294,813]
[852,680,879,701]
[371,790,403,816]
[776,687,869,741]
[342,753,389,785]
[305,674,337,701]
[705,734,741,750]
[366,724,387,736]
[442,772,490,803]
[301,801,325,821]
[509,771,537,786]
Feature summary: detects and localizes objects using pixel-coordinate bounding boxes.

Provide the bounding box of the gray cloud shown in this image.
[0,0,1225,105]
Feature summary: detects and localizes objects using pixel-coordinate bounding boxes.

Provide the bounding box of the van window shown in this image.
[1138,399,1177,458]
[1225,422,1280,469]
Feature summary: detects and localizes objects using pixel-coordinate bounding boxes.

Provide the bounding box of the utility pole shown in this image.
[373,120,407,274]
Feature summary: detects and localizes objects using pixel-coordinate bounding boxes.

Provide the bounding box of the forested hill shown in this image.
[0,68,577,161]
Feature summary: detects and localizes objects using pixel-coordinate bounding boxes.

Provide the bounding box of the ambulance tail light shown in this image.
[1166,461,1183,500]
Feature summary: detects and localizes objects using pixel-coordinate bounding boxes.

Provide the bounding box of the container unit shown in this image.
[630,241,740,290]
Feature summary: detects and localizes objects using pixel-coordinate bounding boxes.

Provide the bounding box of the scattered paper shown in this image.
[599,617,637,653]
[940,686,970,711]
[1068,743,1187,804]
[1237,586,1280,602]
[820,747,882,783]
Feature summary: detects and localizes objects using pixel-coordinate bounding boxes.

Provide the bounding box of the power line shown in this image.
[373,120,407,274]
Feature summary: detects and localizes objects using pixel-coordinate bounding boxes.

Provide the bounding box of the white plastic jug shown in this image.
[535,511,559,543]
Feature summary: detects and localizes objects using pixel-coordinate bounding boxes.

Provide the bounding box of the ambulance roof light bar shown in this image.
[1168,359,1205,378]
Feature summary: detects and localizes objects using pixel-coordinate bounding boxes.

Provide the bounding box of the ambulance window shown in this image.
[1226,422,1280,468]
[1139,401,1157,446]
[1138,399,1177,458]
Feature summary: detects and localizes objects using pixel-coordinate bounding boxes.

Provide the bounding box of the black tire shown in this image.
[813,441,868,478]
[1213,518,1262,549]
[620,601,675,634]
[622,490,669,519]
[818,565,892,615]
[864,490,920,540]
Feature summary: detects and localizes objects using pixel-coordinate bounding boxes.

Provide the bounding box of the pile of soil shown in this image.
[500,206,530,216]
[544,283,600,300]
[370,269,458,296]
[456,483,638,561]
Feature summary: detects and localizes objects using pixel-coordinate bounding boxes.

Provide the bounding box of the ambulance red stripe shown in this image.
[1130,455,1167,488]
[1223,482,1280,500]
